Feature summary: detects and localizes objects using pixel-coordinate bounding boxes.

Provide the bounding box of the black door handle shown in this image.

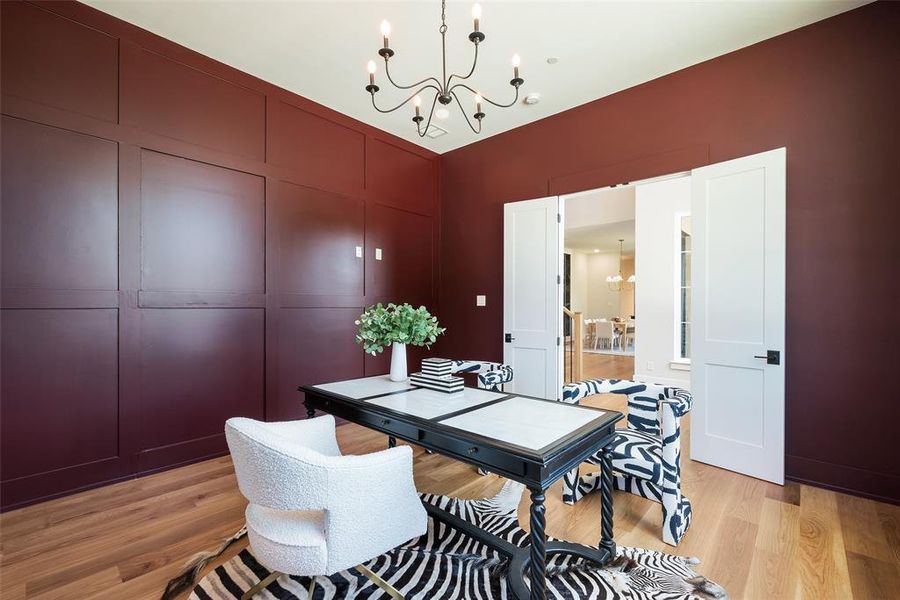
[504,333,515,343]
[753,350,780,365]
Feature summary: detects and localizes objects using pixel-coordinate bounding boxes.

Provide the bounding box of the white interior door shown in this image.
[690,148,786,484]
[503,196,562,399]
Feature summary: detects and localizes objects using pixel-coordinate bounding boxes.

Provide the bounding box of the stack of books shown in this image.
[410,358,463,393]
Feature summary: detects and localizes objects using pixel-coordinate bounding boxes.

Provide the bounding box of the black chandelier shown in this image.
[365,0,523,136]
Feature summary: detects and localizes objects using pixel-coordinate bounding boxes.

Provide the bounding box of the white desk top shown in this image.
[366,387,506,420]
[313,376,412,399]
[441,396,605,451]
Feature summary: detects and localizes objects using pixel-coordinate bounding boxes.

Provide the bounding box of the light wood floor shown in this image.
[2,394,899,599]
[581,353,634,381]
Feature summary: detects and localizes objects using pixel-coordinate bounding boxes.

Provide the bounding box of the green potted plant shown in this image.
[355,303,446,381]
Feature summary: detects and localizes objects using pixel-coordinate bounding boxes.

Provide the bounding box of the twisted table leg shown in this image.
[305,402,315,419]
[529,488,547,600]
[388,436,397,448]
[599,445,616,559]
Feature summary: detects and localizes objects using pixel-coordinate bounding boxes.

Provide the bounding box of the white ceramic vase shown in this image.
[389,342,408,382]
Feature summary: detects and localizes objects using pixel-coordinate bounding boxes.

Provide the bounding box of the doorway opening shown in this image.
[562,184,639,382]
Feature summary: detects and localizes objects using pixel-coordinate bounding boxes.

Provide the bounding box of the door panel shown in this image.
[691,148,785,484]
[503,196,562,399]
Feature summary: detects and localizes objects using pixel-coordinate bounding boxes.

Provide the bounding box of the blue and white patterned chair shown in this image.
[560,378,693,546]
[449,360,513,392]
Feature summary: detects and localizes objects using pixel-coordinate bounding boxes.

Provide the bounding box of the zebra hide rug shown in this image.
[189,481,727,600]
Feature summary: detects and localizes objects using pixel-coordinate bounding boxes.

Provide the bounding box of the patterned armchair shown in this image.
[560,378,693,546]
[449,360,514,392]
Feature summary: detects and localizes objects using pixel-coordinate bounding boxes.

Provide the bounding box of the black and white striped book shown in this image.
[410,372,464,393]
[421,357,453,377]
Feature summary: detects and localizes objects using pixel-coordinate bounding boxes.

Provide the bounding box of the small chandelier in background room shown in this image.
[607,239,636,291]
[365,0,523,136]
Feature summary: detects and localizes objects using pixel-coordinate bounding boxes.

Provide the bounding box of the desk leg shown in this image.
[599,445,616,559]
[528,488,547,600]
[304,401,315,419]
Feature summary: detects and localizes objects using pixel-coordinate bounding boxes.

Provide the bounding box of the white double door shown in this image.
[502,148,786,484]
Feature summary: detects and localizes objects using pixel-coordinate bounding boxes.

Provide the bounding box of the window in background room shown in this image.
[677,215,692,359]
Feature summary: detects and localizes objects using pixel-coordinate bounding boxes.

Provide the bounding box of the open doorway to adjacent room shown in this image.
[562,173,694,387]
[563,185,637,382]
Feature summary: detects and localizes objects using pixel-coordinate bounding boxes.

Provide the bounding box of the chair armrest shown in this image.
[323,445,427,573]
[660,388,693,417]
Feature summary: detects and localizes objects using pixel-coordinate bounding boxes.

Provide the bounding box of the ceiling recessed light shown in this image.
[524,92,541,105]
[435,108,450,120]
[546,57,559,65]
[593,248,600,253]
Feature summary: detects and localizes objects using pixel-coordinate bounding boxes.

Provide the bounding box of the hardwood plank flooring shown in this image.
[2,393,898,599]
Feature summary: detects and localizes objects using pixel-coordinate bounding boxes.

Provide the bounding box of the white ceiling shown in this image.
[566,220,635,255]
[83,0,866,154]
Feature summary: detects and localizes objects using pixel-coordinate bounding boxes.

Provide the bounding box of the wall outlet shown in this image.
[647,361,655,371]
[355,246,363,258]
[476,295,487,307]
[375,248,383,261]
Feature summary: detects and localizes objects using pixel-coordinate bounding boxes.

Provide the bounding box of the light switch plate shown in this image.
[355,246,363,258]
[375,248,383,261]
[476,295,487,307]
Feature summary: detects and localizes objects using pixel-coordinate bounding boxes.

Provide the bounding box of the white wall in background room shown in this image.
[567,250,589,315]
[634,176,691,387]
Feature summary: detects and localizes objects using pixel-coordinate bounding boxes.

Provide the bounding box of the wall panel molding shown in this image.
[0,0,441,510]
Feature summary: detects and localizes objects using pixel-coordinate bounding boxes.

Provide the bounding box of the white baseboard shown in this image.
[632,372,691,390]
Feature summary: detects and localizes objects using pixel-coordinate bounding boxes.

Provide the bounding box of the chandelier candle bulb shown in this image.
[381,20,391,49]
[472,3,482,32]
[512,53,521,79]
[414,95,421,117]
[367,60,376,85]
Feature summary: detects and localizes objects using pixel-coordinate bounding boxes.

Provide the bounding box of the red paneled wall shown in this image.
[0,0,439,509]
[440,2,900,503]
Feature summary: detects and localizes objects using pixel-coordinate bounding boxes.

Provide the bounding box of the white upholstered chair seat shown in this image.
[245,506,327,575]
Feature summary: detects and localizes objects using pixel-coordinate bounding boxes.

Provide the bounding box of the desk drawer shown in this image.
[355,411,419,440]
[421,430,527,477]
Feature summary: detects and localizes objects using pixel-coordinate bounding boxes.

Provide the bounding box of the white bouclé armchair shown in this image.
[225,415,427,599]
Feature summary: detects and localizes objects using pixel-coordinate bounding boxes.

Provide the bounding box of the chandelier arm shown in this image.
[450,90,482,135]
[447,40,479,87]
[415,91,442,137]
[383,59,443,91]
[449,82,520,109]
[370,84,442,114]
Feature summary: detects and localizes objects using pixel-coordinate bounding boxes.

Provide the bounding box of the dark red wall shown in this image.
[440,2,900,503]
[0,0,440,509]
